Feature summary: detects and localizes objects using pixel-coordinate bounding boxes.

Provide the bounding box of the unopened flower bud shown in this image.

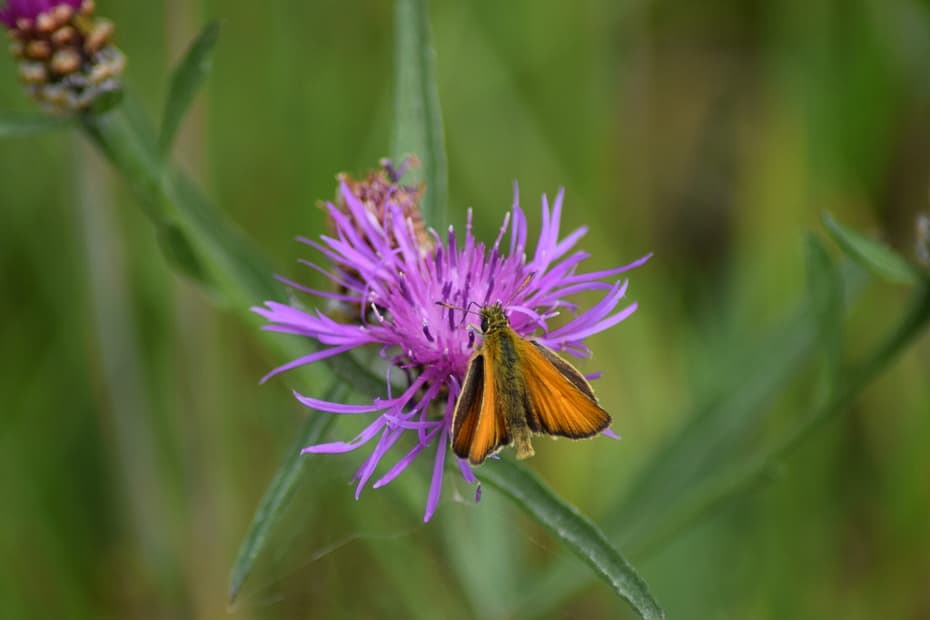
[0,0,125,112]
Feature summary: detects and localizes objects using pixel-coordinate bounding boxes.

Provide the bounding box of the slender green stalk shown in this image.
[392,0,448,229]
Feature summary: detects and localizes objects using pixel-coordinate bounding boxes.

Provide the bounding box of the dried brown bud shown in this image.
[50,25,77,47]
[35,12,55,33]
[83,18,112,53]
[24,38,50,59]
[18,60,46,83]
[49,47,80,74]
[51,4,75,25]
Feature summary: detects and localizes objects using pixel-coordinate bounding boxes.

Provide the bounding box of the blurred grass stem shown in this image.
[74,135,175,594]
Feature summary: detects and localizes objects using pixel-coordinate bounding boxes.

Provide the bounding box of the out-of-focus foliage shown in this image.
[1,1,928,619]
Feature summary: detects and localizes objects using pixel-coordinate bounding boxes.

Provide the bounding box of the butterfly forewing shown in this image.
[452,353,511,464]
[451,354,484,459]
[519,340,611,438]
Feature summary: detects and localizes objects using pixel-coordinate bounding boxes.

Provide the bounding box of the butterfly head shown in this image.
[478,303,510,335]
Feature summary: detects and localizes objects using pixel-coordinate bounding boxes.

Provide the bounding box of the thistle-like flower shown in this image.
[254,163,650,521]
[1,0,124,111]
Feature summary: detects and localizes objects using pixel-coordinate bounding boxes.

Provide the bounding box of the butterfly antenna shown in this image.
[435,300,481,327]
[435,300,482,315]
[502,272,535,307]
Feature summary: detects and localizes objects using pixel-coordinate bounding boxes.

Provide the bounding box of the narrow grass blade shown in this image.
[477,460,666,620]
[823,212,920,285]
[805,234,844,384]
[159,21,221,156]
[391,0,448,229]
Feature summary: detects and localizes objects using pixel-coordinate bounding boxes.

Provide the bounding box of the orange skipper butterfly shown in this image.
[449,302,611,465]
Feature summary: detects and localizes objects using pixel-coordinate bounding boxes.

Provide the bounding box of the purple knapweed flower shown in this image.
[2,0,125,111]
[254,164,650,521]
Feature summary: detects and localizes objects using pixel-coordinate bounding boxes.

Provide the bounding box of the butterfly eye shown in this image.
[480,316,489,333]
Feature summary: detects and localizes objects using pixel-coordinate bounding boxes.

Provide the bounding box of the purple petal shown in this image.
[354,427,405,498]
[259,344,357,383]
[302,416,387,454]
[457,459,476,484]
[292,391,387,413]
[423,425,449,522]
[274,275,360,302]
[372,425,441,489]
[556,301,638,343]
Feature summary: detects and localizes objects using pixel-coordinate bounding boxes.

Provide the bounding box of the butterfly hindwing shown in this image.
[521,340,611,438]
[530,342,599,401]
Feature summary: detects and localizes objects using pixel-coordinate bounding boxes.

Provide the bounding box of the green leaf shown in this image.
[228,385,345,603]
[159,20,221,156]
[391,0,448,229]
[805,234,844,383]
[476,460,666,620]
[0,113,73,138]
[822,212,920,285]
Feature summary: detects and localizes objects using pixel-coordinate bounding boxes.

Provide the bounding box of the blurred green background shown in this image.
[2,0,929,618]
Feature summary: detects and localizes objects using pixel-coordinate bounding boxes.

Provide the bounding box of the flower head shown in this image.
[329,156,431,254]
[2,0,125,111]
[254,165,650,521]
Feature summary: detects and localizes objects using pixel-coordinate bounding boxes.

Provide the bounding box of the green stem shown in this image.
[392,0,448,229]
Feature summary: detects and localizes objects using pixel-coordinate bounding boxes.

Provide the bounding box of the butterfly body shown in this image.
[451,303,612,465]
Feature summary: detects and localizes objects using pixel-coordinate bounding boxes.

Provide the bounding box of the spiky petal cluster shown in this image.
[1,0,124,111]
[254,177,650,521]
[329,157,432,255]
